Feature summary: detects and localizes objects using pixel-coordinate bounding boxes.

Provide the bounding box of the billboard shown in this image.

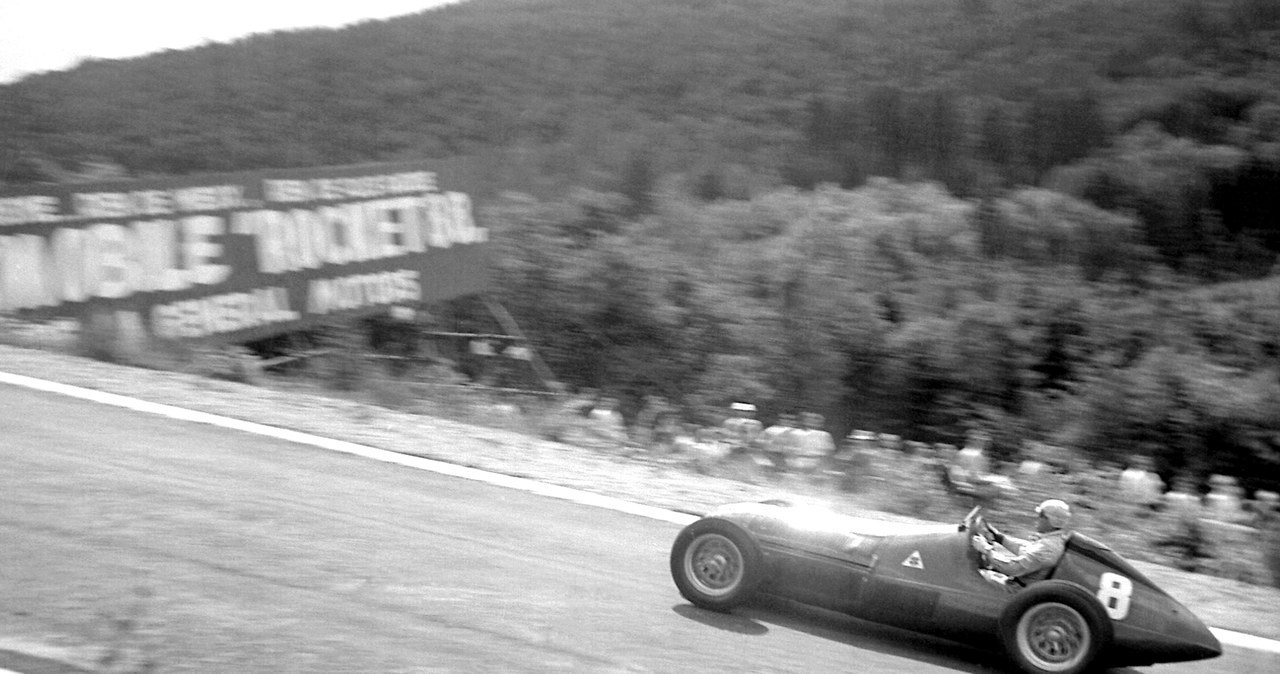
[0,160,489,343]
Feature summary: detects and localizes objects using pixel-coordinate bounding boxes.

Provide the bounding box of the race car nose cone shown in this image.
[1195,628,1223,660]
[1166,612,1223,662]
[1182,631,1223,662]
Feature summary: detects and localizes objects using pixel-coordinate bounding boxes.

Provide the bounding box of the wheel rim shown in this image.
[683,533,744,597]
[1016,602,1091,672]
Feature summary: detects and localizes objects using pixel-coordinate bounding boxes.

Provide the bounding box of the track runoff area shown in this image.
[2,370,1277,657]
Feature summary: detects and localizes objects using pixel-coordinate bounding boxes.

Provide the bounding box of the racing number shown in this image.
[1096,572,1133,620]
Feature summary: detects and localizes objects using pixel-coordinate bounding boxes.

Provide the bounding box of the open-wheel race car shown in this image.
[670,500,1222,674]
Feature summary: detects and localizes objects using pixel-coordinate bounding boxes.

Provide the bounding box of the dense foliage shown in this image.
[483,181,1280,495]
[2,0,1279,491]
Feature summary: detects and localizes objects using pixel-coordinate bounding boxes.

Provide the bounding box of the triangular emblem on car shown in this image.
[902,550,924,569]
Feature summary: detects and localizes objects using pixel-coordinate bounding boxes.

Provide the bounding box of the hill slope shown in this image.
[2,0,1278,184]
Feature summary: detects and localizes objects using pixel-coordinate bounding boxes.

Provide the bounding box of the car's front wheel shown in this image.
[669,518,763,611]
[998,581,1111,674]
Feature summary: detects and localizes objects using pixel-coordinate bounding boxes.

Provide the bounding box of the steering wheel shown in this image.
[962,507,999,571]
[966,523,996,570]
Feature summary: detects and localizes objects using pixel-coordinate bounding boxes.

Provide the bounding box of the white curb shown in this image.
[1211,628,1280,655]
[2,370,1277,656]
[0,371,697,526]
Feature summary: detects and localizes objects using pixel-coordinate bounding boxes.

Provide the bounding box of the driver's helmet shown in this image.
[1035,499,1072,529]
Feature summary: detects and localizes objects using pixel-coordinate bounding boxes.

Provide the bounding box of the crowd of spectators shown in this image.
[544,391,1279,584]
[554,395,841,477]
[656,401,840,478]
[551,393,1279,527]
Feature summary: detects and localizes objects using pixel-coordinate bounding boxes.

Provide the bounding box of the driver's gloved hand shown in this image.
[984,522,1004,545]
[971,535,993,555]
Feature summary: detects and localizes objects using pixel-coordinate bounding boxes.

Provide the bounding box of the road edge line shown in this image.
[1210,628,1280,655]
[3,369,1278,655]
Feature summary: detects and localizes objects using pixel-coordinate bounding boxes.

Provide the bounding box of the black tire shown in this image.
[669,518,764,611]
[998,581,1112,674]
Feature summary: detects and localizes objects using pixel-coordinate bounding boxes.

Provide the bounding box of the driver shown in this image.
[971,499,1072,587]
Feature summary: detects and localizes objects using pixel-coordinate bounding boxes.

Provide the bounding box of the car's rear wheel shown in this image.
[670,518,763,611]
[999,581,1111,674]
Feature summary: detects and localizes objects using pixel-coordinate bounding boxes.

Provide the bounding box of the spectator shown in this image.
[547,388,597,444]
[1205,474,1247,523]
[671,422,701,456]
[904,440,929,457]
[1251,490,1280,527]
[584,395,628,449]
[468,338,497,384]
[1075,461,1122,512]
[933,442,958,465]
[831,429,876,491]
[691,426,731,473]
[633,395,674,450]
[1164,475,1203,518]
[558,388,596,415]
[790,412,835,474]
[1118,455,1165,513]
[932,442,959,489]
[503,343,532,361]
[903,440,938,473]
[721,402,764,456]
[948,430,992,496]
[758,413,799,472]
[947,430,1017,504]
[1017,440,1051,478]
[497,342,534,388]
[651,401,681,454]
[877,433,903,454]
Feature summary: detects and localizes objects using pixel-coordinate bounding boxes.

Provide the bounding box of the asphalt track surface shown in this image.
[1,383,1277,673]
